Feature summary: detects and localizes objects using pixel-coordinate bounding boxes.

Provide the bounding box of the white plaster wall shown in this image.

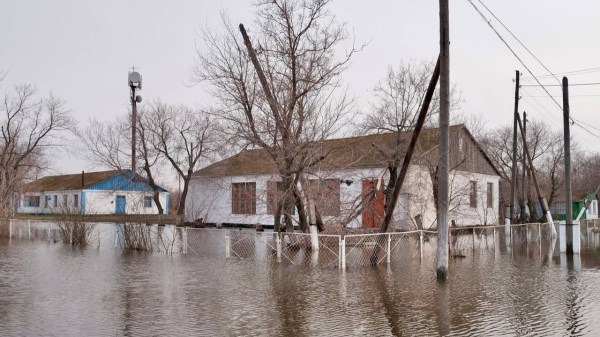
[18,190,168,215]
[186,167,412,229]
[84,190,168,215]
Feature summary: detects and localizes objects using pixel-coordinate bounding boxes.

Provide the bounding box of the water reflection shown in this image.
[3,223,600,336]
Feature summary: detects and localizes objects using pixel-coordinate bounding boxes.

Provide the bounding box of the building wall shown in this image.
[186,165,500,228]
[17,190,169,215]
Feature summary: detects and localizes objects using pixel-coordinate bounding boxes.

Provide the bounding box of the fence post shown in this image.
[183,227,188,255]
[340,237,346,270]
[493,226,497,251]
[276,233,282,263]
[387,233,391,264]
[225,233,231,259]
[420,230,424,261]
[28,220,31,240]
[9,219,12,239]
[113,225,118,249]
[47,224,51,241]
[472,228,476,252]
[69,226,73,245]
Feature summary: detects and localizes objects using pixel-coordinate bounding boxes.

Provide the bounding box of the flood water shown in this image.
[2,224,600,336]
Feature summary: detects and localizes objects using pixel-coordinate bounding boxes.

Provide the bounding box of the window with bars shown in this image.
[308,179,340,217]
[470,181,477,208]
[23,196,40,207]
[266,181,295,215]
[487,182,493,208]
[144,196,153,208]
[232,182,256,214]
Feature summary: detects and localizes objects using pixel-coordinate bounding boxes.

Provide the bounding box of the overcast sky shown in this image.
[2,0,600,185]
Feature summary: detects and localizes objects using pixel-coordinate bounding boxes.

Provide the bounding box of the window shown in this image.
[487,182,493,208]
[308,179,340,217]
[232,182,256,214]
[53,195,57,208]
[470,181,477,208]
[74,194,79,207]
[44,195,49,208]
[144,196,153,208]
[63,195,68,208]
[266,181,295,215]
[23,196,40,207]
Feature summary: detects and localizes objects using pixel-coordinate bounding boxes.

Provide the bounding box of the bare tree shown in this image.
[360,60,461,228]
[145,100,216,217]
[191,1,361,232]
[78,107,166,214]
[0,76,73,216]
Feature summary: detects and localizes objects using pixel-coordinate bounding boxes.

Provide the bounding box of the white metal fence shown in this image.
[3,219,584,269]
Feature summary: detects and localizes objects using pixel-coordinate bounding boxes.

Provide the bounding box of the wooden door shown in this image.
[362,179,385,228]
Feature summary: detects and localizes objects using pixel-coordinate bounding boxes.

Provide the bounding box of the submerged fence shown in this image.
[6,218,600,269]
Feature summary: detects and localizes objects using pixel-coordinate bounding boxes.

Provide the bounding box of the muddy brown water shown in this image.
[1,223,600,336]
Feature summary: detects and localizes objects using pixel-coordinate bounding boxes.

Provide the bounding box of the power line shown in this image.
[522,67,600,80]
[523,95,600,97]
[521,82,600,87]
[466,0,564,113]
[478,0,561,85]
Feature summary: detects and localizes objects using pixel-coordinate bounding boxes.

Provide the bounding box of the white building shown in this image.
[16,170,169,215]
[186,125,501,230]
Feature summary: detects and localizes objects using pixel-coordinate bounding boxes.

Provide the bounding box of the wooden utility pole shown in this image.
[521,111,527,222]
[510,70,520,222]
[563,76,573,254]
[379,56,441,233]
[437,0,450,280]
[516,113,556,237]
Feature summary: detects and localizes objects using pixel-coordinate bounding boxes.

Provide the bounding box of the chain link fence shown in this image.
[3,219,579,269]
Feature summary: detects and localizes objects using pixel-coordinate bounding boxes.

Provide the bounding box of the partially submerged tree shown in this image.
[0,74,73,216]
[191,0,361,232]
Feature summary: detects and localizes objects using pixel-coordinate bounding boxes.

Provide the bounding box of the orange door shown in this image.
[362,179,385,228]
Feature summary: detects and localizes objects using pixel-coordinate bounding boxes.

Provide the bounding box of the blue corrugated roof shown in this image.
[84,170,168,193]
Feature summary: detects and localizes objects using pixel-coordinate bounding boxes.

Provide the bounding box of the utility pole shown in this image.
[521,111,527,223]
[517,113,556,237]
[510,70,520,222]
[437,0,450,280]
[563,76,573,254]
[128,68,142,172]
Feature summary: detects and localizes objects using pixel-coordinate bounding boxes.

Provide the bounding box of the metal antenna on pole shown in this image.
[128,68,143,172]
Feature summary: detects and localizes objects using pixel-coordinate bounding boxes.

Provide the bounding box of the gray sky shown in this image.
[2,0,600,184]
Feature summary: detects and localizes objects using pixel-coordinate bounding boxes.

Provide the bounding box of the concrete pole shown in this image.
[340,237,346,270]
[510,70,520,222]
[521,112,527,223]
[563,76,574,254]
[436,0,450,280]
[131,85,137,172]
[420,231,424,261]
[309,198,319,251]
[387,233,391,263]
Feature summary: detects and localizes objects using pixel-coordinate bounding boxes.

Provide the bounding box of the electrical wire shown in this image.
[478,0,561,86]
[466,0,564,114]
[521,82,600,87]
[522,67,600,80]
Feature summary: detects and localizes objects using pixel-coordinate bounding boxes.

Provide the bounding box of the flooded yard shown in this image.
[2,223,600,336]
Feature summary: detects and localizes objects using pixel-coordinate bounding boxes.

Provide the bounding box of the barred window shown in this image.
[144,196,152,208]
[23,196,40,207]
[232,182,256,215]
[487,182,493,208]
[470,181,477,208]
[266,181,295,215]
[308,179,340,217]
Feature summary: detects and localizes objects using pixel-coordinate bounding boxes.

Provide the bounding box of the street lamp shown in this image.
[128,68,143,172]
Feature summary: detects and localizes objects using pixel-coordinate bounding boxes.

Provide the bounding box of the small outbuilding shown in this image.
[15,170,169,215]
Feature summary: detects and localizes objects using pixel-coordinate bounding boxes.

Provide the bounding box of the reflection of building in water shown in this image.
[15,169,169,215]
